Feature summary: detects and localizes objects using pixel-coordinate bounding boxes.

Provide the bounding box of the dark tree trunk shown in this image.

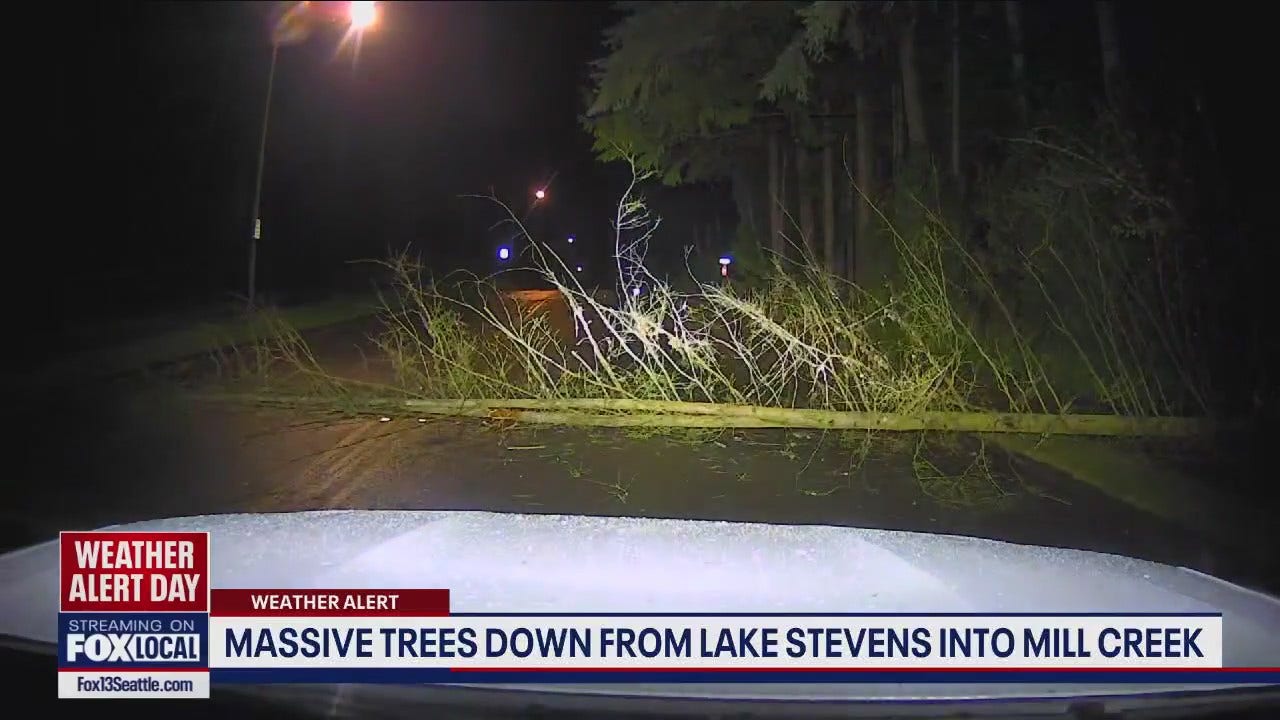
[821,121,837,276]
[950,2,962,185]
[779,140,790,259]
[898,7,929,158]
[795,140,816,260]
[1004,1,1029,125]
[767,127,784,256]
[848,12,876,287]
[892,81,905,166]
[1096,1,1124,110]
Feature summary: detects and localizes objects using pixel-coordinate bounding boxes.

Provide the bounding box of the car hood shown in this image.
[2,509,1278,708]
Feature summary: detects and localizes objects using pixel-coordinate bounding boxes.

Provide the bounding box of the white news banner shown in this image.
[209,615,1224,670]
[58,670,210,700]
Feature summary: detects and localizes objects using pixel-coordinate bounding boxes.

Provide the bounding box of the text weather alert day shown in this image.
[65,536,202,604]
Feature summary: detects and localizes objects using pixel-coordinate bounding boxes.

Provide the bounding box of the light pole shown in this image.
[246,43,279,310]
[246,1,379,310]
[532,188,549,254]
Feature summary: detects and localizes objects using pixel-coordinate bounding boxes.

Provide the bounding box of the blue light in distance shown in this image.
[498,246,511,261]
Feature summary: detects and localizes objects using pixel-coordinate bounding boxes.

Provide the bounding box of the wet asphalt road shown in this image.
[9,378,1240,586]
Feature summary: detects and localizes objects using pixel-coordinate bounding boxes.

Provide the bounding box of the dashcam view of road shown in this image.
[5,1,1278,717]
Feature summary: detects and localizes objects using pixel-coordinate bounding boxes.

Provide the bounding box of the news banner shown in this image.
[57,530,1268,699]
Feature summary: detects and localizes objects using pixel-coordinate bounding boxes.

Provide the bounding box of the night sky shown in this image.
[36,1,621,321]
[17,1,1273,360]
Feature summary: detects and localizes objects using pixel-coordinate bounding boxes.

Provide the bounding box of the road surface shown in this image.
[11,380,1240,579]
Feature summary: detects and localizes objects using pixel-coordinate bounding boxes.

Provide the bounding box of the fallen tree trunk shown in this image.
[196,393,1213,437]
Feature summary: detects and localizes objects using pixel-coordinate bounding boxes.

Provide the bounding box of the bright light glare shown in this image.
[567,236,575,244]
[534,189,546,200]
[631,286,641,297]
[576,265,583,272]
[350,1,377,30]
[718,256,732,265]
[498,247,511,260]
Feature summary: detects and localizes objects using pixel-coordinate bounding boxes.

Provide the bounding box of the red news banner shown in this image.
[211,589,450,616]
[60,531,209,612]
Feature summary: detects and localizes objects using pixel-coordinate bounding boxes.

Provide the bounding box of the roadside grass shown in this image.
[21,294,380,392]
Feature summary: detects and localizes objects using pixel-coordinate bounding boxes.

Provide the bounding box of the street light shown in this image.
[534,189,546,201]
[349,1,378,30]
[246,1,378,310]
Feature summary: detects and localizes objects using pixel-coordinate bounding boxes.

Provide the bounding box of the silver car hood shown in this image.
[1,509,1278,710]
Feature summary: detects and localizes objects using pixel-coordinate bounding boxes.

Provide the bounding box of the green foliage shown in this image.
[585,1,799,184]
[797,1,852,55]
[760,0,855,103]
[759,39,812,103]
[949,115,1212,416]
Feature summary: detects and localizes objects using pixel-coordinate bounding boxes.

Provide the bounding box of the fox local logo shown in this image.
[58,531,211,699]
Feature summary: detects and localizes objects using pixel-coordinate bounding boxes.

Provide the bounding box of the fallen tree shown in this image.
[195,393,1212,437]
